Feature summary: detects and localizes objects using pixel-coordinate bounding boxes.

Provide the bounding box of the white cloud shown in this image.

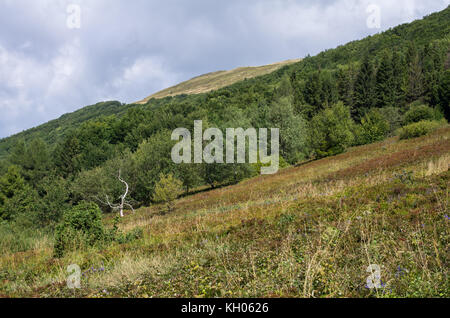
[110,56,181,102]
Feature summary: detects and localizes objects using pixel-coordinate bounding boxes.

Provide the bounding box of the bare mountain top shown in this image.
[135,58,301,103]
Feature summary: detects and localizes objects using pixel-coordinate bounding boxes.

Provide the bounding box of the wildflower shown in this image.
[395,266,405,278]
[444,215,449,221]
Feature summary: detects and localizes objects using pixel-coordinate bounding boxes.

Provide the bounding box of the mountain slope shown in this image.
[135,59,301,103]
[4,125,449,297]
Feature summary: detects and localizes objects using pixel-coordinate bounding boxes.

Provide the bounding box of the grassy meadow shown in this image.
[1,125,448,298]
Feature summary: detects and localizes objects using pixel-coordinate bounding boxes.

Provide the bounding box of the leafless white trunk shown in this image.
[98,170,134,217]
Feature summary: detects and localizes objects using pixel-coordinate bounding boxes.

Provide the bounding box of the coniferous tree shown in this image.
[337,67,354,107]
[54,134,82,178]
[406,42,424,102]
[392,50,407,107]
[353,57,376,119]
[304,71,323,108]
[438,69,450,120]
[375,51,395,108]
[321,71,339,107]
[422,43,444,106]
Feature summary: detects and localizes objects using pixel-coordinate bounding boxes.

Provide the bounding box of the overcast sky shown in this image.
[0,0,448,138]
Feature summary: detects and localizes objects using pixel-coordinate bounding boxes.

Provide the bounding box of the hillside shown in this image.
[1,125,448,297]
[136,59,301,103]
[0,6,449,299]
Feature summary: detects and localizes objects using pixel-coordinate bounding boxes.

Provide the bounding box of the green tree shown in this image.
[359,109,390,144]
[406,42,424,102]
[201,162,231,189]
[336,66,356,107]
[36,176,70,227]
[354,57,376,119]
[438,70,450,120]
[392,51,407,107]
[54,134,82,178]
[175,163,202,194]
[403,104,435,125]
[268,97,309,164]
[10,138,51,186]
[375,51,395,108]
[131,130,176,205]
[379,106,403,135]
[0,165,28,220]
[54,201,105,257]
[152,173,183,213]
[308,102,355,158]
[304,71,324,111]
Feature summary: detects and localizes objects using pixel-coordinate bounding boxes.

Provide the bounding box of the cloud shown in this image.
[0,0,448,138]
[109,56,181,102]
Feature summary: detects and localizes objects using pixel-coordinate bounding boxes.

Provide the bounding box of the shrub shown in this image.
[403,104,435,125]
[252,155,289,175]
[397,120,442,140]
[379,106,403,134]
[105,216,144,244]
[54,201,105,258]
[152,173,183,213]
[308,102,355,158]
[359,109,390,144]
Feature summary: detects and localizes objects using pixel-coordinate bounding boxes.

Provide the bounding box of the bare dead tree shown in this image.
[97,170,134,217]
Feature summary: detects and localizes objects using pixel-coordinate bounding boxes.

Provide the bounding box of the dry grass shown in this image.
[135,59,301,103]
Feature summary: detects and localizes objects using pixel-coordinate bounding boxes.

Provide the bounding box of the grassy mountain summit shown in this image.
[136,59,301,103]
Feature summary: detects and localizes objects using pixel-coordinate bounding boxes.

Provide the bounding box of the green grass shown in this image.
[0,126,449,298]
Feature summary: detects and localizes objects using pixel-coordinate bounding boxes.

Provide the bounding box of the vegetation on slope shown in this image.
[0,126,448,298]
[0,6,449,298]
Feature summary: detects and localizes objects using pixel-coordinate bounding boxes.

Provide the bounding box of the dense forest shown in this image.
[0,6,449,244]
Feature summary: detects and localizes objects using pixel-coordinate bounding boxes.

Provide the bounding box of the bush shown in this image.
[308,102,355,158]
[397,120,442,140]
[379,106,403,134]
[54,201,105,258]
[152,173,183,213]
[403,104,435,125]
[359,109,390,144]
[105,216,144,244]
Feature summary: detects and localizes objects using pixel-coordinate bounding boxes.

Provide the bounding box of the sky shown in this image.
[0,0,449,138]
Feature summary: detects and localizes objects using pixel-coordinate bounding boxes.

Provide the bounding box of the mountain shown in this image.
[0,6,449,159]
[0,59,300,159]
[1,5,449,299]
[136,59,301,103]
